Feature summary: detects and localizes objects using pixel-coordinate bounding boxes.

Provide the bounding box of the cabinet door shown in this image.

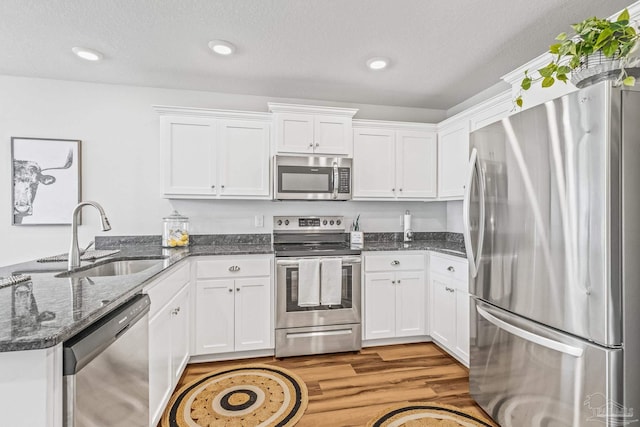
[395,270,426,337]
[353,128,396,199]
[218,120,271,197]
[455,289,470,363]
[149,307,173,427]
[170,284,191,384]
[396,131,437,199]
[161,116,216,196]
[314,115,352,155]
[234,277,272,351]
[275,113,314,153]
[364,272,396,339]
[438,121,469,199]
[194,279,235,355]
[430,275,456,348]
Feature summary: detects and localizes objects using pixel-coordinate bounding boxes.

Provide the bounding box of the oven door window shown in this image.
[278,166,332,194]
[285,265,353,311]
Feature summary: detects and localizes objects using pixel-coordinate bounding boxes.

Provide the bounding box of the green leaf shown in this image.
[594,28,613,49]
[521,77,532,90]
[556,32,567,41]
[623,76,636,86]
[557,65,572,74]
[618,8,630,23]
[557,73,568,83]
[603,40,619,57]
[516,97,523,108]
[538,63,557,77]
[550,43,561,54]
[542,76,555,88]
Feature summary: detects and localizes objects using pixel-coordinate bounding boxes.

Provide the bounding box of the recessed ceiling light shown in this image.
[208,40,236,56]
[72,47,103,61]
[366,57,389,70]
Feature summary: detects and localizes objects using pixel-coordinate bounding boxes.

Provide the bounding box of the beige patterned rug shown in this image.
[162,364,308,427]
[367,403,495,427]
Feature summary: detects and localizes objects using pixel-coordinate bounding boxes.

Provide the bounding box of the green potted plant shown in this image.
[516,8,640,107]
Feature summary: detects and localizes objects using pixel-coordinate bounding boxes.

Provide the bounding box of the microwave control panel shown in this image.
[338,168,351,193]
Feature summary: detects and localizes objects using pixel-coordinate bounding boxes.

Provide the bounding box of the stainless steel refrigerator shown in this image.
[465,81,640,426]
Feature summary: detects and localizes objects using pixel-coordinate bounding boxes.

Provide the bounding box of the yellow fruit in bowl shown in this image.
[168,239,177,247]
[180,233,189,242]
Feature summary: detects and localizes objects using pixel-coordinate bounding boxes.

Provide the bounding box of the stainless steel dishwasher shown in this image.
[63,294,150,427]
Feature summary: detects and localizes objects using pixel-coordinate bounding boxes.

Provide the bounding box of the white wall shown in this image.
[446,201,463,233]
[1,75,450,267]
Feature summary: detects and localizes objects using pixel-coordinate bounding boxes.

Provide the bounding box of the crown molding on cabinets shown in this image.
[437,90,512,130]
[353,119,437,131]
[268,102,358,117]
[153,105,271,121]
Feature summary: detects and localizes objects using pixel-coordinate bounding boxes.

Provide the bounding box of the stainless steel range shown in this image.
[274,216,361,358]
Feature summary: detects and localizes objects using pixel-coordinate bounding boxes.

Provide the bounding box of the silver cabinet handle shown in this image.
[399,188,403,191]
[228,265,241,272]
[445,287,455,293]
[315,143,320,148]
[392,280,396,284]
[228,266,234,272]
[221,185,225,190]
[391,260,400,266]
[397,280,401,284]
[211,185,215,189]
[391,188,395,192]
[236,287,240,292]
[228,288,233,293]
[309,143,314,148]
[171,307,181,315]
[447,266,455,272]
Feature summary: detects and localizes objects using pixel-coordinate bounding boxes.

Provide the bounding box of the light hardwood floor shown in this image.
[173,342,496,427]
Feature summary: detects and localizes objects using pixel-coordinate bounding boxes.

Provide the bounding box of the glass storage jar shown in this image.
[162,211,189,248]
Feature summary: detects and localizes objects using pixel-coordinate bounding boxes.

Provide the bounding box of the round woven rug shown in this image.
[367,403,494,427]
[162,364,308,427]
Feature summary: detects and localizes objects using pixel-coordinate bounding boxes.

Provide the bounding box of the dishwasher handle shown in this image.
[63,294,150,376]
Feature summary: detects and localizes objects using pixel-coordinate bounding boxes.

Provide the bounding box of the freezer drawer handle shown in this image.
[286,329,353,339]
[477,305,584,357]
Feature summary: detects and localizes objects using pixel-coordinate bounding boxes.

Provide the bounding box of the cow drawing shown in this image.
[13,150,73,224]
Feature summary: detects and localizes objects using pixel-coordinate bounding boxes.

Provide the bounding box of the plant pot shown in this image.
[571,51,640,88]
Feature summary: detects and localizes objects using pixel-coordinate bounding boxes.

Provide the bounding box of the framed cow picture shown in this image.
[11,137,81,225]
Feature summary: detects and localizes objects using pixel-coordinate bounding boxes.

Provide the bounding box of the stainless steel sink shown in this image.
[56,258,167,278]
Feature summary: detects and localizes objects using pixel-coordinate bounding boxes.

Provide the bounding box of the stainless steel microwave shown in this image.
[275,155,352,200]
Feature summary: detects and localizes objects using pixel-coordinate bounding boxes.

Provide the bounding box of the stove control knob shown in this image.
[323,220,328,225]
[284,219,290,226]
[336,219,342,225]
[330,220,335,225]
[277,220,283,226]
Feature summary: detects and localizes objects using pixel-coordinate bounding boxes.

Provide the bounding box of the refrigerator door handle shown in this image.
[476,304,584,358]
[463,148,484,278]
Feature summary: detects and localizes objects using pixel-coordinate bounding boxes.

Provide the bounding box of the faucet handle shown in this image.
[82,240,95,254]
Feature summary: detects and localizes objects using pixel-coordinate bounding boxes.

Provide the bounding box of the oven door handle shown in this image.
[276,257,362,266]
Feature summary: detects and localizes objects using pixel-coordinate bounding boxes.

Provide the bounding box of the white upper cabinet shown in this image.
[437,120,469,199]
[269,103,358,156]
[156,107,271,199]
[353,121,437,200]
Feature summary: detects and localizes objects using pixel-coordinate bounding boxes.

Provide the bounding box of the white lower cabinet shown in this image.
[193,255,273,355]
[145,263,191,427]
[364,252,427,340]
[429,252,469,365]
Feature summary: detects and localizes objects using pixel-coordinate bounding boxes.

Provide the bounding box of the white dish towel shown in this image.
[297,259,320,306]
[320,258,343,305]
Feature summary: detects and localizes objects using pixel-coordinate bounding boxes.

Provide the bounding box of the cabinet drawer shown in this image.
[196,256,271,278]
[430,253,468,284]
[365,253,425,272]
[144,262,190,318]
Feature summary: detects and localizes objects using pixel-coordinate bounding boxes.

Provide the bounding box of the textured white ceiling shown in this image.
[0,0,634,109]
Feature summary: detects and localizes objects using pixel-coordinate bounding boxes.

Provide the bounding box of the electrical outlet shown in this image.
[254,215,264,228]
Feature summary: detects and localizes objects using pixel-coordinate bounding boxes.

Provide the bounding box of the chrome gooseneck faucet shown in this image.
[68,201,111,270]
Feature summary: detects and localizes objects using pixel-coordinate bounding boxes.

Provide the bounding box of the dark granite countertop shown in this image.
[0,238,273,353]
[362,232,467,258]
[0,232,462,353]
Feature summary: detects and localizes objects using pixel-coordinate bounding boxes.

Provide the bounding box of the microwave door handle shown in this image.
[332,162,339,199]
